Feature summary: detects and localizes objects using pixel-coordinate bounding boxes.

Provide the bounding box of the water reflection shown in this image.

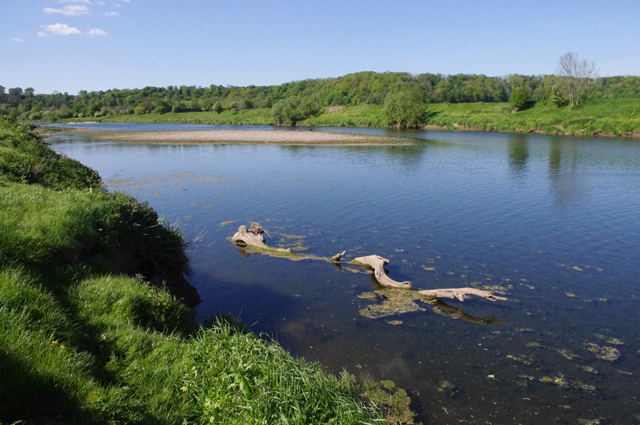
[508,134,529,175]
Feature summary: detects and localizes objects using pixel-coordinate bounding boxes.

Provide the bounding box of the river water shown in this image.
[46,124,640,424]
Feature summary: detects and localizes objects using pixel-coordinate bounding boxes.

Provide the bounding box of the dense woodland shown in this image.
[1,71,640,122]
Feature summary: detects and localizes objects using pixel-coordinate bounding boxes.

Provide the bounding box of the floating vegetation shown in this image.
[593,334,624,345]
[357,292,378,300]
[387,320,403,326]
[359,293,425,319]
[507,354,535,366]
[437,380,459,397]
[220,220,238,227]
[580,366,599,374]
[566,292,577,297]
[586,343,621,361]
[472,282,511,294]
[578,419,602,425]
[422,266,435,271]
[279,233,305,239]
[556,349,580,360]
[573,381,597,391]
[362,380,416,424]
[380,380,395,389]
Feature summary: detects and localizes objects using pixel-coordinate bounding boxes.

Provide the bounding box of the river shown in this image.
[45,123,640,424]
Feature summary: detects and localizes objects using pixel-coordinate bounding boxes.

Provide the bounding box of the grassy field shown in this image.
[0,120,394,424]
[55,98,640,138]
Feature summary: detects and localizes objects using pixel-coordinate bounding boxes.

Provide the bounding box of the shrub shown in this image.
[382,90,425,128]
[509,86,532,111]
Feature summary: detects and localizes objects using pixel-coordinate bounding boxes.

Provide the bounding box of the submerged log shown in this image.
[351,255,411,289]
[419,288,507,302]
[229,223,507,306]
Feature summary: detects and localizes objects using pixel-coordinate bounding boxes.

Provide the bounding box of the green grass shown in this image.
[58,98,640,137]
[420,98,640,136]
[0,120,386,424]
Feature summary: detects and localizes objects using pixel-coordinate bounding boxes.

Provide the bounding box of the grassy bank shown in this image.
[0,120,391,424]
[55,98,640,138]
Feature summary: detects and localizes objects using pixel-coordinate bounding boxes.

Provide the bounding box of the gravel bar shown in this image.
[79,129,414,145]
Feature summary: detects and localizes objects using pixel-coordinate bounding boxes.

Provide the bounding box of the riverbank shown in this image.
[53,98,640,139]
[75,128,415,145]
[0,120,395,424]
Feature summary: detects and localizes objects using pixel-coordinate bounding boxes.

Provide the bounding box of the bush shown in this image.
[382,90,425,128]
[509,86,532,111]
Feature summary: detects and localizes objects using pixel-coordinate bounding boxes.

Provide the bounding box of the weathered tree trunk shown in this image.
[229,223,508,305]
[419,288,507,302]
[351,255,411,289]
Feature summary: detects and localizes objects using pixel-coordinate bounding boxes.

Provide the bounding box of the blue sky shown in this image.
[2,0,639,94]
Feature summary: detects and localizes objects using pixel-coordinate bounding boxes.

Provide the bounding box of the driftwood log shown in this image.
[230,222,507,304]
[419,288,507,302]
[351,255,411,289]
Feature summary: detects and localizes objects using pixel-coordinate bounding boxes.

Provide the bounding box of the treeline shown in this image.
[1,71,640,122]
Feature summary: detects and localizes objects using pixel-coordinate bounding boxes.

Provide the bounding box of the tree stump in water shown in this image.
[231,222,291,252]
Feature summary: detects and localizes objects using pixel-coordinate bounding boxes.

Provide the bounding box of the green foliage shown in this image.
[509,86,532,110]
[272,96,319,126]
[550,84,568,107]
[212,102,222,114]
[382,90,426,128]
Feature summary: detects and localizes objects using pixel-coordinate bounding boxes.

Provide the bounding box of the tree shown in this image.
[272,97,319,126]
[509,86,531,111]
[212,102,223,114]
[556,52,598,107]
[382,90,425,128]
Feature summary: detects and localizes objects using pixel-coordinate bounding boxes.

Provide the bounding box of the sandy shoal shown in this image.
[80,129,413,145]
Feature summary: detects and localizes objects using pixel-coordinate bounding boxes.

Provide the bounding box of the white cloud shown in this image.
[42,23,82,35]
[43,5,90,16]
[11,37,24,43]
[88,28,108,37]
[37,31,49,37]
[104,11,119,16]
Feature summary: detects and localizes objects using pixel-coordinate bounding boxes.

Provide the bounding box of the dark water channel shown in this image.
[46,124,640,424]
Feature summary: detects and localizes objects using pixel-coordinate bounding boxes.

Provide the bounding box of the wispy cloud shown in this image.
[104,11,119,17]
[37,31,49,37]
[43,5,90,16]
[58,0,92,4]
[11,37,24,43]
[42,23,82,36]
[88,28,108,37]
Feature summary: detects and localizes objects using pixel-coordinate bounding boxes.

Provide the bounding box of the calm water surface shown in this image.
[46,124,640,424]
